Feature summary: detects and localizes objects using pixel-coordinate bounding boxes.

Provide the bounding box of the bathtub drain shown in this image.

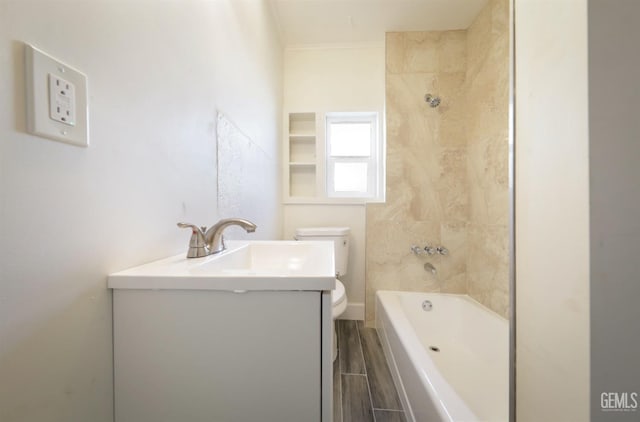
[429,346,440,352]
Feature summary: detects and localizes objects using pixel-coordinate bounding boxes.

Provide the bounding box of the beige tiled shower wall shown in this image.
[365,0,509,325]
[465,0,510,318]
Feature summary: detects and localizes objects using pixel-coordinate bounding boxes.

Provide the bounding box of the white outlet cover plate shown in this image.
[25,43,89,147]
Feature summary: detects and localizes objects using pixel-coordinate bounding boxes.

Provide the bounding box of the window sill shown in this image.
[283,197,384,205]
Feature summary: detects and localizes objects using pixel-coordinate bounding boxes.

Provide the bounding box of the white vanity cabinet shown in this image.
[108,241,334,422]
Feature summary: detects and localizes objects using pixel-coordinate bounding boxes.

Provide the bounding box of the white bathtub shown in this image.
[376,291,508,422]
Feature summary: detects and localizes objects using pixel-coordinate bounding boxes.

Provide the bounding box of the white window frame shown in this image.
[325,112,382,200]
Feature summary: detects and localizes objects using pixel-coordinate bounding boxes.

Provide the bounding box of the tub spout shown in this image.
[424,262,437,275]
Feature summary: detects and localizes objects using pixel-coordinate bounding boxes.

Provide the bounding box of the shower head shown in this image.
[425,94,441,108]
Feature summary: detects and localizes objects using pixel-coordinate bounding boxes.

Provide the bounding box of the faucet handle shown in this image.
[436,246,449,255]
[424,245,437,255]
[177,223,208,258]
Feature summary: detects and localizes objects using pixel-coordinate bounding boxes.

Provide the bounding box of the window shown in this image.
[326,112,382,199]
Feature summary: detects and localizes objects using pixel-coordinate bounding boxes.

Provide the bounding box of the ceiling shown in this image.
[269,0,488,46]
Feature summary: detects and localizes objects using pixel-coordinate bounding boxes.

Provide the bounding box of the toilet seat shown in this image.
[332,279,347,318]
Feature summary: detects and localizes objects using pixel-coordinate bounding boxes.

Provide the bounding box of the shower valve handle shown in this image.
[424,246,436,255]
[436,246,449,255]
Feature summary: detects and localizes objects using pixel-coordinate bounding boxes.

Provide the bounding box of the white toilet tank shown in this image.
[295,227,350,277]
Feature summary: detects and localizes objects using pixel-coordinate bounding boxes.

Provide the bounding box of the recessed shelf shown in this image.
[290,165,316,197]
[289,137,316,162]
[290,133,316,140]
[290,162,316,167]
[286,112,320,199]
[289,112,315,135]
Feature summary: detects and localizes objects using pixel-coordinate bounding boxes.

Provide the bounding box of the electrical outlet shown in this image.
[48,74,76,126]
[25,43,89,147]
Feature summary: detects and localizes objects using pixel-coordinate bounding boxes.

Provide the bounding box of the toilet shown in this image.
[294,227,350,361]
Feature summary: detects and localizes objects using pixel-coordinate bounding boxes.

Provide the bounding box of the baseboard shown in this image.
[338,302,364,320]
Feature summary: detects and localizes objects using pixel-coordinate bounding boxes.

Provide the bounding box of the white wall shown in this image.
[284,44,385,111]
[589,1,640,420]
[0,1,282,421]
[282,44,385,319]
[515,0,590,420]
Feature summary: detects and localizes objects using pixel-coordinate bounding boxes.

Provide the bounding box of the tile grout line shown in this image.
[339,324,344,422]
[354,320,367,376]
[356,321,377,422]
[337,321,343,422]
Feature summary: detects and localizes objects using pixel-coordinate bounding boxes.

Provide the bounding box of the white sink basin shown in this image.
[108,240,336,291]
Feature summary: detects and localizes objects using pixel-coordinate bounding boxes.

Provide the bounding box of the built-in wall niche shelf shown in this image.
[289,112,315,134]
[290,165,316,197]
[289,137,315,163]
[285,112,324,199]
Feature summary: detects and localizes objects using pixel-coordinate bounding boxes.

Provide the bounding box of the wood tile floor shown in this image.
[333,320,406,422]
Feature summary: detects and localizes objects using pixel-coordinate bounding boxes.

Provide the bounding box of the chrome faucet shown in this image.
[177,218,257,258]
[205,218,257,254]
